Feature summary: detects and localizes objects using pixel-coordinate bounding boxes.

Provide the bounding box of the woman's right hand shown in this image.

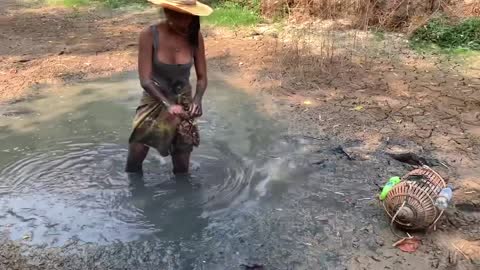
[167,104,187,118]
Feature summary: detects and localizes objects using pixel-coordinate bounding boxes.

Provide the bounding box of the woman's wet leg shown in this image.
[172,151,190,175]
[126,143,149,173]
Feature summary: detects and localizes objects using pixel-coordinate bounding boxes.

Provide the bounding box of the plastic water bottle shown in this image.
[379,176,401,200]
[435,185,453,210]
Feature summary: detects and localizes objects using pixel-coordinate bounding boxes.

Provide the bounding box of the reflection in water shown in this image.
[128,173,207,241]
[0,72,285,247]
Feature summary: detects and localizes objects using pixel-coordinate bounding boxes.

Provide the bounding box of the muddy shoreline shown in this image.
[0,1,479,269]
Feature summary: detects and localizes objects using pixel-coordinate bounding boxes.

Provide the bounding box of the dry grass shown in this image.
[259,0,477,80]
[265,20,406,92]
[261,0,471,31]
[262,0,371,21]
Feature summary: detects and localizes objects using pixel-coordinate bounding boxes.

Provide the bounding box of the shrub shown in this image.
[411,17,480,51]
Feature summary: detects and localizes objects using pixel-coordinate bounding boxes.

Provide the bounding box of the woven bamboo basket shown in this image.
[383,166,447,230]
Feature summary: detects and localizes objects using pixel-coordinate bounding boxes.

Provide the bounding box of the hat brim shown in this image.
[148,0,213,16]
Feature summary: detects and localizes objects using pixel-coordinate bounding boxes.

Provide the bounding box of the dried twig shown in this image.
[451,243,470,261]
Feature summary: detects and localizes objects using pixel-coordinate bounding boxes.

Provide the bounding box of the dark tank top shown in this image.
[149,24,193,96]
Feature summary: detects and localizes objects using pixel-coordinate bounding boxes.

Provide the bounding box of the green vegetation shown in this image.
[372,29,386,41]
[44,0,262,26]
[206,0,261,13]
[46,0,89,7]
[45,0,147,9]
[411,17,480,53]
[203,1,262,27]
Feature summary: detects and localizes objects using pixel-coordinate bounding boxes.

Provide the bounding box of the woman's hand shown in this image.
[189,98,203,118]
[168,104,187,118]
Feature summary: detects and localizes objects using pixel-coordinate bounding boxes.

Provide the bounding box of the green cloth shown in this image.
[129,87,199,156]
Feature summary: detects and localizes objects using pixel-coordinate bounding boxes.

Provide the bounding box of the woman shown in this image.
[126,0,213,174]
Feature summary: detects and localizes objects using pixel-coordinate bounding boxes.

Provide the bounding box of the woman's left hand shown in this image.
[189,98,203,118]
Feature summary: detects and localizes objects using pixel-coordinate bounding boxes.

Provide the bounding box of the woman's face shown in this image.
[164,8,193,32]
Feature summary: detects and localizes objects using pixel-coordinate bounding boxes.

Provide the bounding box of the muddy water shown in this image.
[0,72,398,269]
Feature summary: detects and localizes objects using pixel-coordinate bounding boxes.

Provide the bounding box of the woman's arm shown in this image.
[138,27,172,108]
[190,32,207,117]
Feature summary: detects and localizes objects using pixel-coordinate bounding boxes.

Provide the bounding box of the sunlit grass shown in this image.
[203,2,262,28]
[410,17,480,54]
[46,0,89,7]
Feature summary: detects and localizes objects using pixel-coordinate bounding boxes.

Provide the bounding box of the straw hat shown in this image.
[148,0,213,16]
